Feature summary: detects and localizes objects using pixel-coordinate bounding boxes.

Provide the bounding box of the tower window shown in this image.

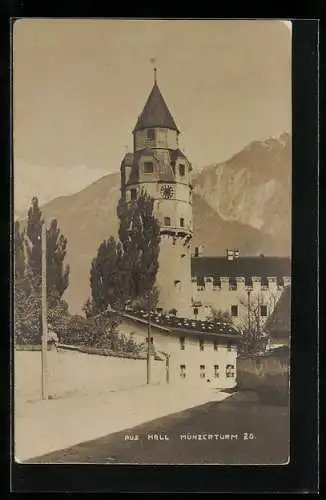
[193,307,199,317]
[214,339,218,351]
[261,277,269,290]
[260,305,268,317]
[164,216,171,226]
[227,342,232,352]
[200,364,206,378]
[146,129,155,141]
[199,338,204,351]
[180,364,186,378]
[179,164,185,176]
[144,162,154,174]
[180,336,185,350]
[180,218,185,227]
[231,305,238,317]
[130,188,137,200]
[214,365,219,378]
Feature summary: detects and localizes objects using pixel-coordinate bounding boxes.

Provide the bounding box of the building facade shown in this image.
[191,250,291,329]
[118,311,240,389]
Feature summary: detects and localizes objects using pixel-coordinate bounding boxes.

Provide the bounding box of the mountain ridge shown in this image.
[18,133,291,313]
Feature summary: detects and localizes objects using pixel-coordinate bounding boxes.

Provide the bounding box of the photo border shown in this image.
[5,15,319,494]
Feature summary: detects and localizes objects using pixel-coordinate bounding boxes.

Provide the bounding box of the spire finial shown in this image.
[150,57,157,84]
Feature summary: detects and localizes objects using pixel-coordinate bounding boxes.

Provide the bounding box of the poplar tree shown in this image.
[87,189,161,316]
[24,197,70,306]
[88,236,127,314]
[117,188,161,304]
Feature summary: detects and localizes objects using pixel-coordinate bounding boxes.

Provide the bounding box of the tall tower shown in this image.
[120,70,193,318]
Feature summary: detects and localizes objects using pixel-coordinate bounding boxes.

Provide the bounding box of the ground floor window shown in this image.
[180,364,186,378]
[226,364,235,378]
[231,304,238,317]
[260,304,268,317]
[200,364,206,378]
[214,365,219,378]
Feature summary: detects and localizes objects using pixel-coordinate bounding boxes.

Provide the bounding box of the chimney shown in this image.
[226,249,234,261]
[194,246,203,257]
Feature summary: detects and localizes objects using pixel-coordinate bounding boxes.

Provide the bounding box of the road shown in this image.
[26,392,289,465]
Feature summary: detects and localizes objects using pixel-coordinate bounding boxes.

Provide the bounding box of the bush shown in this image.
[61,314,143,357]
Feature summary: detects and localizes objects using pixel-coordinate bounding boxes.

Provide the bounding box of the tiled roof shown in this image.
[170,149,188,164]
[122,308,241,339]
[265,285,291,335]
[125,149,176,186]
[191,256,291,278]
[133,82,180,133]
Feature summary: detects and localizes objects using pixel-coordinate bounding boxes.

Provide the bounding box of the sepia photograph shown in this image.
[12,18,292,466]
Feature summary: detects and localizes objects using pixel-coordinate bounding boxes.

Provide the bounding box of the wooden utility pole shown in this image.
[41,220,48,400]
[147,295,151,385]
[165,355,170,384]
[247,289,251,332]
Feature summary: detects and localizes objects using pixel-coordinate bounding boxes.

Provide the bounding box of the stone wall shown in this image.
[14,349,166,403]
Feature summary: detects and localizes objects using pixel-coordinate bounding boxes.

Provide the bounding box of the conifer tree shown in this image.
[117,188,161,304]
[14,220,26,282]
[88,236,127,314]
[46,218,70,307]
[24,197,70,306]
[14,219,40,343]
[87,189,161,317]
[25,196,42,289]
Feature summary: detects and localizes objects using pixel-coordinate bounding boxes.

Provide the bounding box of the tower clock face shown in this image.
[160,184,175,199]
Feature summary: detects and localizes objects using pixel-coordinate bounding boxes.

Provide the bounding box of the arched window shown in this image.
[179,164,185,176]
[164,216,171,226]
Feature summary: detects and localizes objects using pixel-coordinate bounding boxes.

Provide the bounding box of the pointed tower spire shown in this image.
[150,57,157,84]
[133,61,179,133]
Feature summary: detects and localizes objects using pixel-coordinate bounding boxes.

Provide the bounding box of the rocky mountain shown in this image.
[14,159,106,217]
[193,132,291,245]
[19,133,291,313]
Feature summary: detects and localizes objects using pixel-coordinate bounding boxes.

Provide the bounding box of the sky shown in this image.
[13,19,292,177]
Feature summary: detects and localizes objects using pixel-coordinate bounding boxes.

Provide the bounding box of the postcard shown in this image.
[13,18,292,467]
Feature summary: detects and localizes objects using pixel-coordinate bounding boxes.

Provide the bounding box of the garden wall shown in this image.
[237,349,290,405]
[14,348,166,402]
